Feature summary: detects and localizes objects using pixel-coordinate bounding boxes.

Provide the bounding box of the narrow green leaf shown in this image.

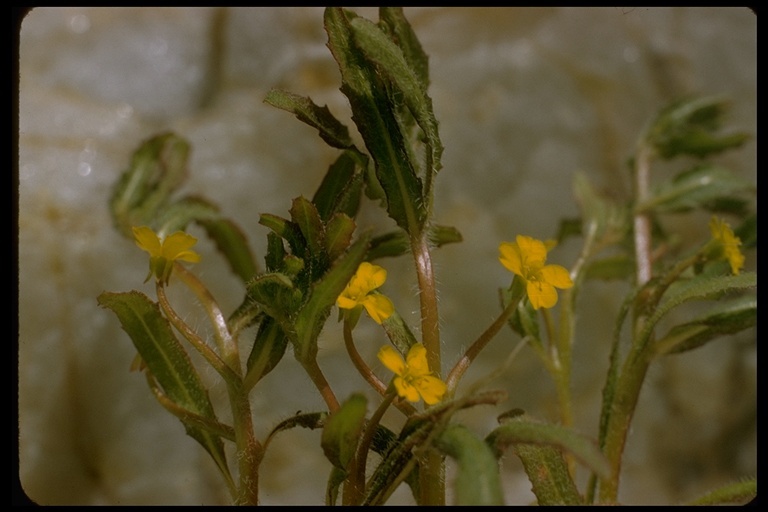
[264,411,328,454]
[293,233,369,362]
[312,150,366,222]
[653,293,756,356]
[321,393,368,470]
[290,196,325,255]
[265,232,287,272]
[379,8,430,88]
[686,477,756,505]
[435,424,504,505]
[326,466,348,506]
[324,7,425,235]
[584,255,635,281]
[244,316,289,389]
[109,133,190,236]
[368,231,411,260]
[325,213,356,263]
[638,272,756,352]
[381,309,418,355]
[244,273,303,327]
[486,416,611,480]
[197,217,258,283]
[154,195,220,235]
[97,291,229,481]
[514,442,583,505]
[350,14,443,180]
[645,96,749,159]
[264,88,353,149]
[368,224,462,260]
[259,213,306,255]
[642,164,754,214]
[573,172,628,248]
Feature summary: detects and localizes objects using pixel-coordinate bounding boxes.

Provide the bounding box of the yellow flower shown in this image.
[499,235,574,310]
[708,217,744,275]
[378,344,446,405]
[337,262,394,324]
[132,226,201,284]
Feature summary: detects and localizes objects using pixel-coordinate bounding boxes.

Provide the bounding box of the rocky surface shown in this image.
[17,7,756,505]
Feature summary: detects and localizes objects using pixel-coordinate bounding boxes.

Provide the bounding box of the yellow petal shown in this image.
[162,231,200,262]
[394,377,421,403]
[133,226,162,257]
[414,375,447,405]
[515,235,548,266]
[336,294,360,310]
[499,241,523,276]
[378,345,406,377]
[362,293,394,324]
[357,262,387,293]
[540,264,573,289]
[405,343,430,377]
[527,280,558,310]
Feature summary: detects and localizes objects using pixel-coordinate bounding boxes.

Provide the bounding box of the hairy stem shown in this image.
[410,234,443,505]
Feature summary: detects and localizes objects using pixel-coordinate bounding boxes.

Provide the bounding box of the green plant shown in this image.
[98,7,756,505]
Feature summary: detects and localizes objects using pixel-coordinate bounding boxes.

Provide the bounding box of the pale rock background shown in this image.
[17,7,756,505]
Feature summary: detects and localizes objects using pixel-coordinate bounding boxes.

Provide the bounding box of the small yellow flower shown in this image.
[337,262,394,324]
[378,344,446,405]
[499,235,574,310]
[708,217,744,275]
[132,226,201,284]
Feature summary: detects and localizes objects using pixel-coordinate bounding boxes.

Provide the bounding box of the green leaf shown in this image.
[573,172,628,250]
[653,293,756,356]
[109,133,190,236]
[637,271,756,352]
[321,393,368,470]
[325,213,356,263]
[434,424,504,505]
[154,195,220,235]
[197,217,258,283]
[324,7,426,235]
[381,309,418,355]
[264,411,328,454]
[244,316,289,390]
[368,224,462,260]
[264,88,354,149]
[265,232,287,272]
[97,291,230,482]
[259,213,305,255]
[487,415,611,481]
[293,233,370,362]
[645,96,749,159]
[243,273,303,328]
[350,13,443,182]
[312,150,366,222]
[686,477,756,505]
[584,255,635,281]
[379,8,430,88]
[642,164,754,214]
[290,196,325,255]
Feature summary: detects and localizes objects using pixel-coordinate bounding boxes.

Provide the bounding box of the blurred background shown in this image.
[17,7,756,505]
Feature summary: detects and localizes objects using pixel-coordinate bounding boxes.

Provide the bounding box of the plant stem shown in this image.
[597,351,650,504]
[156,283,240,383]
[343,320,417,416]
[302,358,340,413]
[173,263,241,372]
[228,379,263,505]
[410,233,444,505]
[445,288,523,394]
[345,392,396,505]
[632,145,654,287]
